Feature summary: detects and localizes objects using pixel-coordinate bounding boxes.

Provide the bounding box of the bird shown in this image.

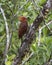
[18,16,28,41]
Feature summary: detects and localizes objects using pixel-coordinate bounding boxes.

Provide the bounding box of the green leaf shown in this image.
[38,0,46,6]
[5,61,11,65]
[0,22,4,34]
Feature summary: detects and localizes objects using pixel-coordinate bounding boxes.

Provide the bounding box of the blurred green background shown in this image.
[0,0,52,65]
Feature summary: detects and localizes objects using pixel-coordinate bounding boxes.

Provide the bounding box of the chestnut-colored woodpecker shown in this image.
[18,16,28,39]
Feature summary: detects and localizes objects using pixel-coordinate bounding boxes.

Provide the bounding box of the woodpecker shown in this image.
[18,16,28,39]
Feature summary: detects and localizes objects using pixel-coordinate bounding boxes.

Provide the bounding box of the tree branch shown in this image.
[38,21,52,46]
[0,5,10,65]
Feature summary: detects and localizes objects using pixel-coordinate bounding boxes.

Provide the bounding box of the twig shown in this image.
[32,0,40,11]
[38,28,41,46]
[43,19,52,33]
[11,0,29,20]
[41,21,52,30]
[21,52,34,65]
[38,21,52,46]
[0,5,10,64]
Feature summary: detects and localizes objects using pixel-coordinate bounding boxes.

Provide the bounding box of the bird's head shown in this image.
[18,16,27,22]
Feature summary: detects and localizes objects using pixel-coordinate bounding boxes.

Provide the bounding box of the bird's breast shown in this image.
[18,22,28,39]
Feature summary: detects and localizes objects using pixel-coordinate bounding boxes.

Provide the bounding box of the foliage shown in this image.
[0,0,52,65]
